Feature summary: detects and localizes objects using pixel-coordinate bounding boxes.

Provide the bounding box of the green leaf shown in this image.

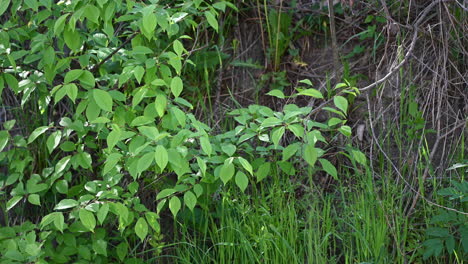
[170,77,183,98]
[351,149,367,165]
[28,194,41,206]
[79,209,96,232]
[55,156,71,174]
[222,144,236,156]
[84,5,100,23]
[169,196,181,217]
[183,191,197,212]
[54,199,78,210]
[64,83,78,103]
[0,0,10,16]
[93,89,113,112]
[137,152,155,174]
[304,144,318,167]
[339,125,352,137]
[334,96,348,114]
[173,40,184,56]
[298,88,323,98]
[54,212,65,233]
[266,89,285,99]
[55,180,68,194]
[271,126,285,148]
[319,159,338,180]
[261,117,282,127]
[237,157,253,176]
[79,71,95,88]
[282,143,299,161]
[97,203,109,224]
[155,145,168,171]
[200,136,212,156]
[106,129,121,151]
[197,157,207,176]
[142,12,157,39]
[64,26,82,51]
[220,161,235,185]
[204,11,218,32]
[133,66,145,84]
[145,212,160,232]
[0,131,9,152]
[157,188,176,200]
[256,162,270,182]
[299,79,313,86]
[116,242,128,261]
[135,217,148,242]
[54,13,69,35]
[6,196,22,211]
[155,94,167,117]
[235,171,248,192]
[28,126,49,144]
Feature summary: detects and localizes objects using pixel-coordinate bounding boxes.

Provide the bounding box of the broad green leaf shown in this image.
[173,40,184,56]
[145,212,160,232]
[93,239,107,256]
[79,71,95,88]
[351,149,367,165]
[133,66,145,84]
[298,88,323,98]
[282,143,299,161]
[169,196,181,217]
[304,144,318,167]
[55,156,71,174]
[93,89,113,112]
[237,157,253,175]
[0,131,9,152]
[271,126,285,148]
[155,94,167,117]
[28,126,49,144]
[0,0,10,16]
[256,162,270,182]
[200,136,212,156]
[156,188,176,200]
[204,11,218,32]
[64,26,82,51]
[55,180,68,194]
[84,5,100,23]
[334,96,348,114]
[130,116,153,127]
[97,203,109,224]
[54,199,78,210]
[116,242,128,261]
[28,194,41,206]
[220,162,235,185]
[77,151,92,169]
[135,217,148,241]
[222,144,236,156]
[235,171,248,192]
[197,156,207,175]
[328,117,343,127]
[137,152,155,174]
[287,124,304,138]
[183,191,197,211]
[107,129,121,151]
[6,196,22,211]
[299,79,313,86]
[46,131,62,153]
[54,212,65,233]
[170,77,183,98]
[155,145,168,171]
[266,89,286,99]
[261,117,282,127]
[79,209,96,232]
[64,83,78,103]
[103,153,122,175]
[319,159,338,180]
[54,13,69,35]
[142,12,157,39]
[339,125,352,137]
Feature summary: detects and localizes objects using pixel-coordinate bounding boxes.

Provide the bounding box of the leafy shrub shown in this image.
[0,0,364,262]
